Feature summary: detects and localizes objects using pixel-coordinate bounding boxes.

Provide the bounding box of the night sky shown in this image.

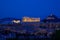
[0,0,60,19]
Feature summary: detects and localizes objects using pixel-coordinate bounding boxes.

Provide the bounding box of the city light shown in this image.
[0,14,60,39]
[22,17,40,22]
[12,20,20,23]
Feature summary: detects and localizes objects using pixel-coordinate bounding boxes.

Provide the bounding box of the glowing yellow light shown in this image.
[22,17,40,22]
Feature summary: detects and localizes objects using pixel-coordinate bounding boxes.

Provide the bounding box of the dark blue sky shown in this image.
[0,0,60,19]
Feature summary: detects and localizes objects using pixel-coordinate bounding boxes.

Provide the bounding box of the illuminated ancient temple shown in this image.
[22,16,40,22]
[22,16,40,26]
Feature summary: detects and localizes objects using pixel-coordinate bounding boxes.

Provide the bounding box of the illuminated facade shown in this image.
[22,17,40,22]
[12,20,20,24]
